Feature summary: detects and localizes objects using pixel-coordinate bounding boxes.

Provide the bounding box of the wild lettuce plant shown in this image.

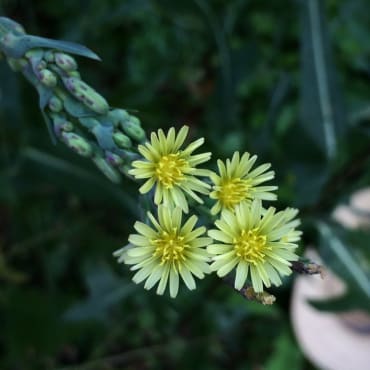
[0,16,321,303]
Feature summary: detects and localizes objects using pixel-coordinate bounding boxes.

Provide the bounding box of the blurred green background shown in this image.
[1,0,370,369]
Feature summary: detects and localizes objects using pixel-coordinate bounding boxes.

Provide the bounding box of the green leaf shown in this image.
[63,263,135,322]
[20,147,139,215]
[1,33,101,60]
[317,221,370,300]
[300,0,346,160]
[310,288,370,313]
[264,330,303,370]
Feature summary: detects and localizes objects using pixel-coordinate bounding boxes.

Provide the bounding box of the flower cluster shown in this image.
[0,17,306,301]
[114,125,302,298]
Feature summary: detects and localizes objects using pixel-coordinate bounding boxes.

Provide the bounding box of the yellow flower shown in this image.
[209,151,277,215]
[129,126,211,213]
[114,205,212,298]
[207,199,301,292]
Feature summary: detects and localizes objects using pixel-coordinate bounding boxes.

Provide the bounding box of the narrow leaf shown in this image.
[300,0,346,159]
[317,221,370,298]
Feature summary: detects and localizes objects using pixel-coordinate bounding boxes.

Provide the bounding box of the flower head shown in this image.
[209,151,277,215]
[207,199,301,292]
[114,205,212,298]
[129,126,211,213]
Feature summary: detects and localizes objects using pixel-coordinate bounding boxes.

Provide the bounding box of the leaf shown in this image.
[310,288,370,313]
[41,110,57,144]
[193,0,235,128]
[20,147,139,215]
[264,330,303,370]
[317,222,370,299]
[300,0,346,160]
[2,34,101,60]
[291,161,329,207]
[63,263,135,322]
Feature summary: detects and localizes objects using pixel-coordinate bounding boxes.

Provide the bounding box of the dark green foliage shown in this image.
[0,0,369,369]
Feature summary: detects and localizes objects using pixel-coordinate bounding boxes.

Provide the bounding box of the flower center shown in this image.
[155,154,188,188]
[152,229,187,265]
[217,178,250,208]
[233,228,269,265]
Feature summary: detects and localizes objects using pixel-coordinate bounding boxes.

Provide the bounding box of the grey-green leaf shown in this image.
[317,221,370,299]
[300,0,346,160]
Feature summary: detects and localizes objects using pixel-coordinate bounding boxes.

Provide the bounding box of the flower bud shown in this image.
[63,77,109,115]
[36,60,47,71]
[121,120,146,142]
[67,70,80,79]
[39,69,57,87]
[48,96,63,112]
[105,151,124,167]
[7,57,27,71]
[44,51,55,63]
[129,116,141,126]
[55,52,77,71]
[52,114,74,137]
[113,132,132,149]
[118,164,132,177]
[62,132,92,157]
[60,121,74,132]
[92,156,121,183]
[25,49,43,60]
[117,149,139,162]
[107,109,130,127]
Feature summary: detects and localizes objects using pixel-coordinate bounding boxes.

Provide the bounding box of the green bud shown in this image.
[121,120,146,142]
[25,48,44,60]
[107,109,130,127]
[39,69,57,87]
[36,60,47,71]
[62,132,92,157]
[92,156,121,183]
[113,132,132,149]
[55,52,77,71]
[105,152,124,167]
[44,50,55,63]
[7,57,27,71]
[117,149,139,162]
[67,70,80,79]
[59,122,73,132]
[51,114,74,136]
[60,120,74,132]
[118,164,133,178]
[63,77,109,115]
[129,116,141,126]
[48,96,63,112]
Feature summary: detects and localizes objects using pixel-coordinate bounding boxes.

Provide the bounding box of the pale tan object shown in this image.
[333,188,370,229]
[291,188,370,370]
